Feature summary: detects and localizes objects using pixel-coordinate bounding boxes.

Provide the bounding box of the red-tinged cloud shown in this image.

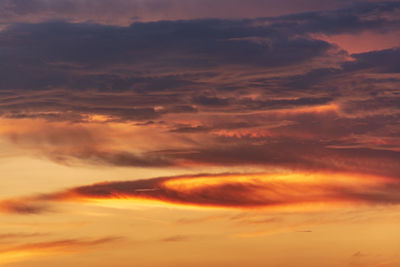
[60,173,400,208]
[1,172,400,214]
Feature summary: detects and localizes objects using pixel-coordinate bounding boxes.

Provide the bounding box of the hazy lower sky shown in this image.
[0,1,400,266]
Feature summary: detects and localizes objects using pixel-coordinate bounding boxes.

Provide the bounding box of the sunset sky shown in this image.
[1,0,400,266]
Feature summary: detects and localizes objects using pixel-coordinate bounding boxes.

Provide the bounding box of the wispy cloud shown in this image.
[0,199,50,215]
[159,235,190,242]
[0,236,121,265]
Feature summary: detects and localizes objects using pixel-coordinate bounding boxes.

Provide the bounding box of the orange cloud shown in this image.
[2,172,399,214]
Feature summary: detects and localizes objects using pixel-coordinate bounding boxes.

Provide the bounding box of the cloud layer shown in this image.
[0,2,399,183]
[0,0,389,25]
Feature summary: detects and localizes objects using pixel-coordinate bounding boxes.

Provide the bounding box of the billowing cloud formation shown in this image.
[1,172,400,214]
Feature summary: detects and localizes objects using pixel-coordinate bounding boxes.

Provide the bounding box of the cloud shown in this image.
[345,47,400,73]
[0,4,397,126]
[1,172,400,214]
[63,173,400,208]
[0,236,121,264]
[159,235,190,242]
[2,101,399,177]
[0,2,397,126]
[0,17,344,123]
[159,139,400,177]
[263,1,400,35]
[0,199,49,215]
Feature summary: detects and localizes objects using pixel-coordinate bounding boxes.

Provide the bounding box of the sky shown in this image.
[0,0,400,266]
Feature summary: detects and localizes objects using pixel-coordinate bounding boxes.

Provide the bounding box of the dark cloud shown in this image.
[0,19,334,70]
[0,2,398,123]
[166,141,400,178]
[68,150,175,167]
[261,1,400,35]
[169,125,210,133]
[0,17,342,121]
[345,47,400,73]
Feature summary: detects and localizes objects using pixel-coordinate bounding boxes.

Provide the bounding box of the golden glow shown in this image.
[84,114,114,122]
[162,172,388,189]
[0,251,49,265]
[278,103,339,114]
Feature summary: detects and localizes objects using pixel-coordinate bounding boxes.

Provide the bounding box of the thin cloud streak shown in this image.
[0,237,121,265]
